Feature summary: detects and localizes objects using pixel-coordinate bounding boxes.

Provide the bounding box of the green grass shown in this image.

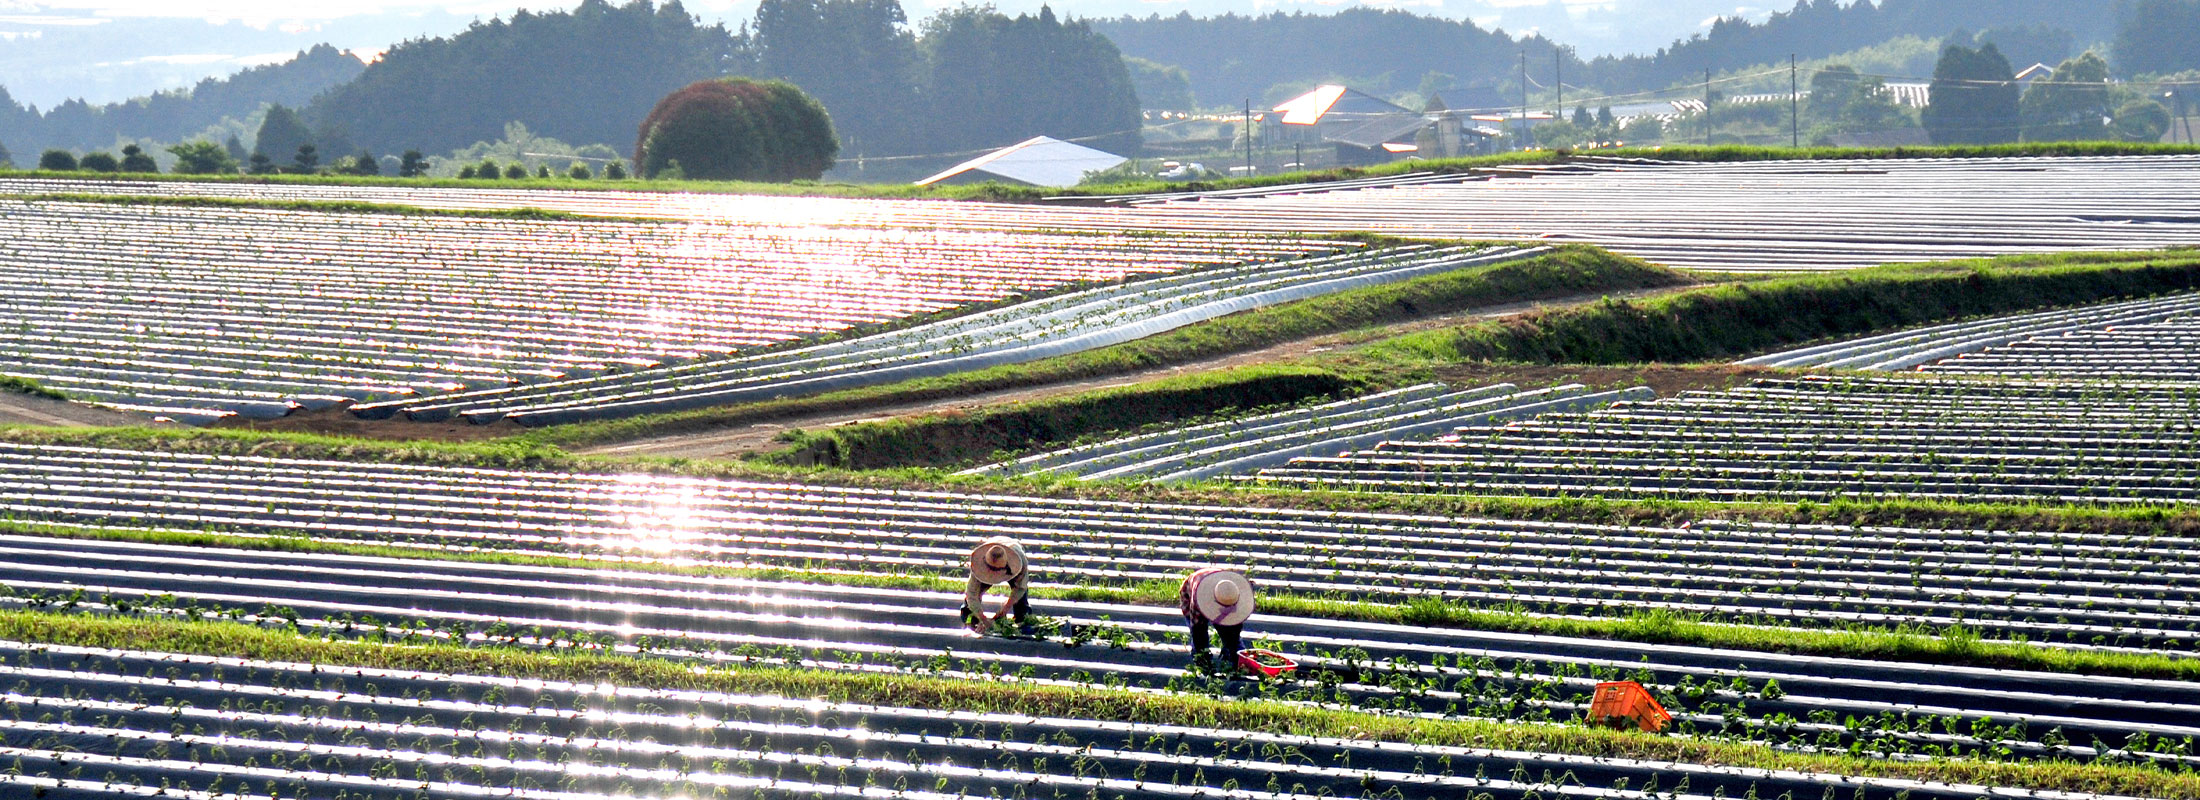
[1369,250,2200,366]
[15,519,2200,681]
[0,608,2185,797]
[0,167,1037,202]
[765,365,1365,469]
[530,244,1692,449]
[0,375,66,401]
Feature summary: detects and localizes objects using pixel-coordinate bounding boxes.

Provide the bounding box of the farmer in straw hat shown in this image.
[962,537,1031,634]
[1179,567,1254,667]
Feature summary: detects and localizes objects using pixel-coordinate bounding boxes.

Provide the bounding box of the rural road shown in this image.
[0,391,145,428]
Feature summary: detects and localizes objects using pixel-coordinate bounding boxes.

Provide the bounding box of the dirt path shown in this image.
[0,392,149,428]
[581,286,1694,460]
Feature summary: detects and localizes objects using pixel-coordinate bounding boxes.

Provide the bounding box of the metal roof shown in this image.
[1271,85,1412,126]
[1328,114,1434,149]
[915,136,1127,188]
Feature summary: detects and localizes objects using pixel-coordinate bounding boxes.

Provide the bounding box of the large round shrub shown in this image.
[634,78,837,182]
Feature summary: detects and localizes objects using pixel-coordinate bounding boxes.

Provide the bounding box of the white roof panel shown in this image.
[915,136,1127,188]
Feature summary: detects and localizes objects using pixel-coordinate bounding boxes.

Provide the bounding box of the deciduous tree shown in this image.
[634,77,838,181]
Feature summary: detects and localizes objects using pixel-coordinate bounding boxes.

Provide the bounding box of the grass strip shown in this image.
[13,142,2198,204]
[0,376,67,401]
[527,244,1692,448]
[0,608,2185,798]
[14,521,2198,682]
[764,365,1366,469]
[17,192,673,224]
[1369,250,2200,366]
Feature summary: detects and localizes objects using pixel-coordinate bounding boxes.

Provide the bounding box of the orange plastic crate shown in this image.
[1587,681,1671,733]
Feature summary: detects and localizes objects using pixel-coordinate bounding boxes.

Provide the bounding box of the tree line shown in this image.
[302,0,1137,165]
[0,45,363,155]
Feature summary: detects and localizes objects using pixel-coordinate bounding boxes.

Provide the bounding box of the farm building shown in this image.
[1271,84,1435,165]
[916,135,1128,188]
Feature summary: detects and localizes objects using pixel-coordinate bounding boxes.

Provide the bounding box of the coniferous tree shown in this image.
[118,144,158,173]
[349,150,381,175]
[291,143,320,173]
[307,1,744,156]
[2115,0,2200,76]
[1922,42,2020,144]
[255,105,315,162]
[754,0,921,156]
[922,6,1141,156]
[398,150,430,177]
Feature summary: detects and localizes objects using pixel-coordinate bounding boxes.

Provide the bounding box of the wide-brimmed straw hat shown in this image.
[1190,569,1254,626]
[968,538,1026,585]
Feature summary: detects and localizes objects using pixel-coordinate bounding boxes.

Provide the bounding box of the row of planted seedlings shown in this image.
[2,440,2196,651]
[366,245,1539,427]
[1,637,2088,800]
[4,531,2196,774]
[1103,156,2200,272]
[967,383,1477,478]
[356,239,1400,421]
[1740,291,2200,371]
[16,154,2200,274]
[972,383,1633,483]
[0,198,1319,420]
[1253,376,2200,505]
[1924,316,2200,381]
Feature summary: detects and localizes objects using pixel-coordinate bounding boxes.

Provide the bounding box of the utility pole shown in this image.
[1556,49,1564,124]
[1791,54,1800,148]
[1520,51,1529,148]
[1704,68,1714,143]
[1242,99,1252,176]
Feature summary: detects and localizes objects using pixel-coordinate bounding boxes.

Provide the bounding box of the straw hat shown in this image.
[1190,569,1254,626]
[967,538,1026,586]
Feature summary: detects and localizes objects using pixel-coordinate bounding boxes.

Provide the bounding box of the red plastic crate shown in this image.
[1587,681,1671,732]
[1236,648,1298,678]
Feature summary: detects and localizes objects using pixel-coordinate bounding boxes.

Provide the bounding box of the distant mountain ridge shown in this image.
[0,45,365,155]
[1092,1,2119,111]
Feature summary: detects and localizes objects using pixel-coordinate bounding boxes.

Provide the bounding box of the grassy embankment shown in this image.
[521,243,1691,450]
[0,608,2188,797]
[761,248,2200,470]
[0,376,67,400]
[7,140,2196,203]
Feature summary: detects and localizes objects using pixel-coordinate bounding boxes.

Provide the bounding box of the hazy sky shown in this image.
[0,0,1776,106]
[0,0,1768,37]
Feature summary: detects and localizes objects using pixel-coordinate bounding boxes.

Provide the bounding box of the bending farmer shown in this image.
[962,537,1031,633]
[1179,568,1254,666]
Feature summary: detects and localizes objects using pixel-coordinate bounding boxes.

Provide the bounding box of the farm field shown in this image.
[1,440,2199,796]
[8,154,2200,799]
[0,197,1348,423]
[1256,375,2200,504]
[1746,291,2200,380]
[348,244,1541,426]
[11,154,2200,272]
[969,382,1651,482]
